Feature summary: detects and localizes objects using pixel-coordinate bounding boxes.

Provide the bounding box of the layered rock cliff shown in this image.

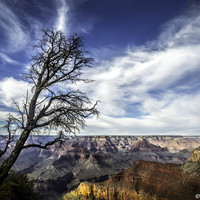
[181,146,200,176]
[63,146,200,200]
[1,136,199,199]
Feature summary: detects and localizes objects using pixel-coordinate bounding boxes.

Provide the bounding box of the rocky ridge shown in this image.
[1,135,200,200]
[63,146,200,200]
[181,146,200,176]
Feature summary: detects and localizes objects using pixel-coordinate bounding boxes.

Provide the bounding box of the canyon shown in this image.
[63,146,200,200]
[0,135,200,200]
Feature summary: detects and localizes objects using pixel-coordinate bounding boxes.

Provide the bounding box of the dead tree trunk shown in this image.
[0,129,31,184]
[0,29,99,184]
[0,87,39,184]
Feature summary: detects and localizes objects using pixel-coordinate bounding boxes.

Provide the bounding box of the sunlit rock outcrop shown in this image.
[63,146,200,200]
[1,135,199,199]
[181,146,200,176]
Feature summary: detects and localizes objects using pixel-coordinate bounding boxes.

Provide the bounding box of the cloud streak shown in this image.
[0,2,199,136]
[0,1,29,53]
[78,5,200,135]
[56,0,69,33]
[0,77,31,109]
[0,53,19,65]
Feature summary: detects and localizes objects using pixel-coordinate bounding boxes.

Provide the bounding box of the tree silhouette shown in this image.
[0,29,99,184]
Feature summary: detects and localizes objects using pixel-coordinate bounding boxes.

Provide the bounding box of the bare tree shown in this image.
[0,29,99,184]
[0,117,15,158]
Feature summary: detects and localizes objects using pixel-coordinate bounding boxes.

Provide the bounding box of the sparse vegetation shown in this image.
[0,171,38,200]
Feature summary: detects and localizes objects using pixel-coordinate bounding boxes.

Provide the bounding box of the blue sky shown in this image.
[0,0,200,135]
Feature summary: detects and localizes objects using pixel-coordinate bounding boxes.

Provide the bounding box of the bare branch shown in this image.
[0,28,99,183]
[23,131,69,149]
[0,117,16,158]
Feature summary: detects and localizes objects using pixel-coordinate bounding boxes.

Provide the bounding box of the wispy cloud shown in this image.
[0,53,19,65]
[0,77,31,109]
[78,5,200,135]
[0,3,199,136]
[0,1,29,53]
[56,0,69,33]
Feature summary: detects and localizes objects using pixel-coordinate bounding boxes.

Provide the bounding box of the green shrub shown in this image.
[0,171,38,200]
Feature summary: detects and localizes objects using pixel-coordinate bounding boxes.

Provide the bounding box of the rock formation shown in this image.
[63,146,200,200]
[1,135,200,199]
[181,146,200,176]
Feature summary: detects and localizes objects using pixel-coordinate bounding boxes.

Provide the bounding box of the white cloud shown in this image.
[0,53,19,65]
[81,92,200,136]
[56,0,69,33]
[153,6,200,49]
[0,110,11,121]
[0,1,29,53]
[0,77,31,108]
[0,4,200,136]
[77,6,200,135]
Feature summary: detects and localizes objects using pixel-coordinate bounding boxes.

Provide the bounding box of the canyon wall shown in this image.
[63,146,200,200]
[1,135,200,199]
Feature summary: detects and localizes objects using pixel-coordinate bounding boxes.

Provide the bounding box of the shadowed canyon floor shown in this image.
[1,135,200,200]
